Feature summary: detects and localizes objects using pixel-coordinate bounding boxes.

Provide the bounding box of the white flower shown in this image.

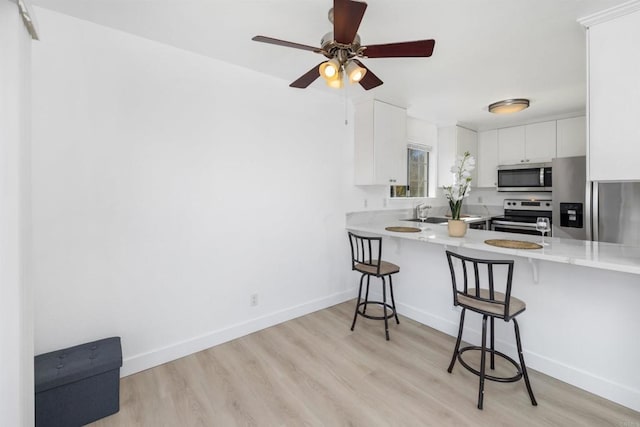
[442,151,475,220]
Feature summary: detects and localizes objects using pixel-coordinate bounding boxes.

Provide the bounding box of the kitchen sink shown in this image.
[402,217,449,224]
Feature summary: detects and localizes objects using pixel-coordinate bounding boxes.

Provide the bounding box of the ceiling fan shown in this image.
[252,0,436,90]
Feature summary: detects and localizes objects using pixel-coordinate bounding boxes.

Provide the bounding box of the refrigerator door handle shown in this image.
[591,182,598,241]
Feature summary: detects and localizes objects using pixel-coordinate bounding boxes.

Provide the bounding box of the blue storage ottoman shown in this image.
[34,337,122,427]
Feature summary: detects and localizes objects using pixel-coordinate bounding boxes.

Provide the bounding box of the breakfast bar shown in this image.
[346,215,640,412]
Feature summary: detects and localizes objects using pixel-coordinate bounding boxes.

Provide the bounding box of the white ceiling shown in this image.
[31,0,627,130]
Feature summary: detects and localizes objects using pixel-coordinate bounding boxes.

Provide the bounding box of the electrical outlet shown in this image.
[364,199,368,208]
[383,198,388,208]
[250,293,258,307]
[477,196,483,203]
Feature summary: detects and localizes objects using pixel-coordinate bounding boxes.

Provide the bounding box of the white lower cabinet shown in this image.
[354,100,407,186]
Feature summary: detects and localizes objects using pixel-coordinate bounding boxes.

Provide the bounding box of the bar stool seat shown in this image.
[354,260,400,276]
[457,289,526,318]
[348,232,400,340]
[445,250,537,410]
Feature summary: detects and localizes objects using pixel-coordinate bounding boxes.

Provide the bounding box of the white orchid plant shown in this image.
[443,151,476,220]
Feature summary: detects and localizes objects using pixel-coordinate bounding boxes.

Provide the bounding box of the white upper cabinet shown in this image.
[525,121,557,162]
[583,6,640,181]
[437,126,478,187]
[477,130,498,187]
[354,100,407,185]
[497,126,525,165]
[498,121,556,165]
[556,116,586,158]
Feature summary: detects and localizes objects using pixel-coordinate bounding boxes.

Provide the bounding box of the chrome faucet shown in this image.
[415,203,432,221]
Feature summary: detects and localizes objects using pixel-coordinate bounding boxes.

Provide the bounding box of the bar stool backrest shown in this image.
[348,232,383,276]
[445,250,516,321]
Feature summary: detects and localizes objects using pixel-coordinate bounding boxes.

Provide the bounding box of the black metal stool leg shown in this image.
[362,275,371,315]
[381,276,390,340]
[388,275,400,324]
[490,317,495,370]
[478,314,488,410]
[351,274,365,331]
[513,318,537,406]
[448,308,466,373]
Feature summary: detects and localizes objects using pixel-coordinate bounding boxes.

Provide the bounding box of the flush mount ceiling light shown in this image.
[488,98,530,114]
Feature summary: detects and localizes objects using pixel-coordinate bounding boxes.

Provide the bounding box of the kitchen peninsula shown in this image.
[346,213,640,412]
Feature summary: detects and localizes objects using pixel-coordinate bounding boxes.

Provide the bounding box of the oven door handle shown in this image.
[491,220,538,228]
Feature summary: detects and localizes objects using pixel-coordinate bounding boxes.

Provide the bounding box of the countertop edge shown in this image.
[346,222,640,276]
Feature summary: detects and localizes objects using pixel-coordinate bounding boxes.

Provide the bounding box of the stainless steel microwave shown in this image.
[497,162,552,192]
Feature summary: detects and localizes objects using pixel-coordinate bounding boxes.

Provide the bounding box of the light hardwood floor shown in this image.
[91,302,640,426]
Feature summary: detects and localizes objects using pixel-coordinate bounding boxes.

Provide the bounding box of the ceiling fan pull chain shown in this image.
[344,81,349,125]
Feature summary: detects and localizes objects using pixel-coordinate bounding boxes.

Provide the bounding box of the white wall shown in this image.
[0,1,34,425]
[31,8,357,375]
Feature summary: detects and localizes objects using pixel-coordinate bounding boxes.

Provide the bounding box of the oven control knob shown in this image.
[546,202,551,207]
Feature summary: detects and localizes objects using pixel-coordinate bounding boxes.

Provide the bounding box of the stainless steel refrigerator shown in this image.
[553,155,640,245]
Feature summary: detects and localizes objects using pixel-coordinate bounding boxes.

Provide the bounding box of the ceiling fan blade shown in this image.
[362,39,436,58]
[353,59,383,90]
[289,63,323,89]
[333,0,368,44]
[252,35,323,53]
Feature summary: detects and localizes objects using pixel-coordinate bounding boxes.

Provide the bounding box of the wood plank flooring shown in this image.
[91,302,640,426]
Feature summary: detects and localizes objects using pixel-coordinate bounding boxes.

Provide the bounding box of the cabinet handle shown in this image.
[520,160,524,163]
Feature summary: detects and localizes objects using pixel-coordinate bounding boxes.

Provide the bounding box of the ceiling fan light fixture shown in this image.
[319,58,341,80]
[488,98,530,114]
[345,60,366,83]
[326,70,344,89]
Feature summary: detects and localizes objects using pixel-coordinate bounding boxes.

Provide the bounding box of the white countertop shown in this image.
[347,219,640,275]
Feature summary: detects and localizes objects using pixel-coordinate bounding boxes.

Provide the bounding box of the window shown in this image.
[391,144,430,198]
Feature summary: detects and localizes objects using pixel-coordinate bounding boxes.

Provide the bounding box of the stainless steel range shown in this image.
[491,199,553,236]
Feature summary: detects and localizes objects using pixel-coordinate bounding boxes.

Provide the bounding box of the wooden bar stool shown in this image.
[348,232,400,340]
[445,250,537,410]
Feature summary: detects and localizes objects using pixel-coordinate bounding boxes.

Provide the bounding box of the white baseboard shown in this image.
[396,300,640,413]
[121,291,639,413]
[121,289,356,377]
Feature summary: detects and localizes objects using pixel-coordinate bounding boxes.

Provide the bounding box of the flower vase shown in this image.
[448,219,468,237]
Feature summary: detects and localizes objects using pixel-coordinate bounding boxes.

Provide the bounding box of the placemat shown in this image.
[385,226,422,233]
[484,239,542,249]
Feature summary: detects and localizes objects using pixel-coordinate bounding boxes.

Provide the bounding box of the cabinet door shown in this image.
[353,101,375,185]
[437,126,456,187]
[438,126,477,187]
[525,121,556,162]
[477,130,498,187]
[457,127,478,184]
[556,116,586,158]
[374,101,407,185]
[589,11,640,180]
[497,126,525,164]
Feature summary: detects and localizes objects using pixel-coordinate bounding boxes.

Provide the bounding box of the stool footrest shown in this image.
[457,346,523,383]
[356,301,396,321]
